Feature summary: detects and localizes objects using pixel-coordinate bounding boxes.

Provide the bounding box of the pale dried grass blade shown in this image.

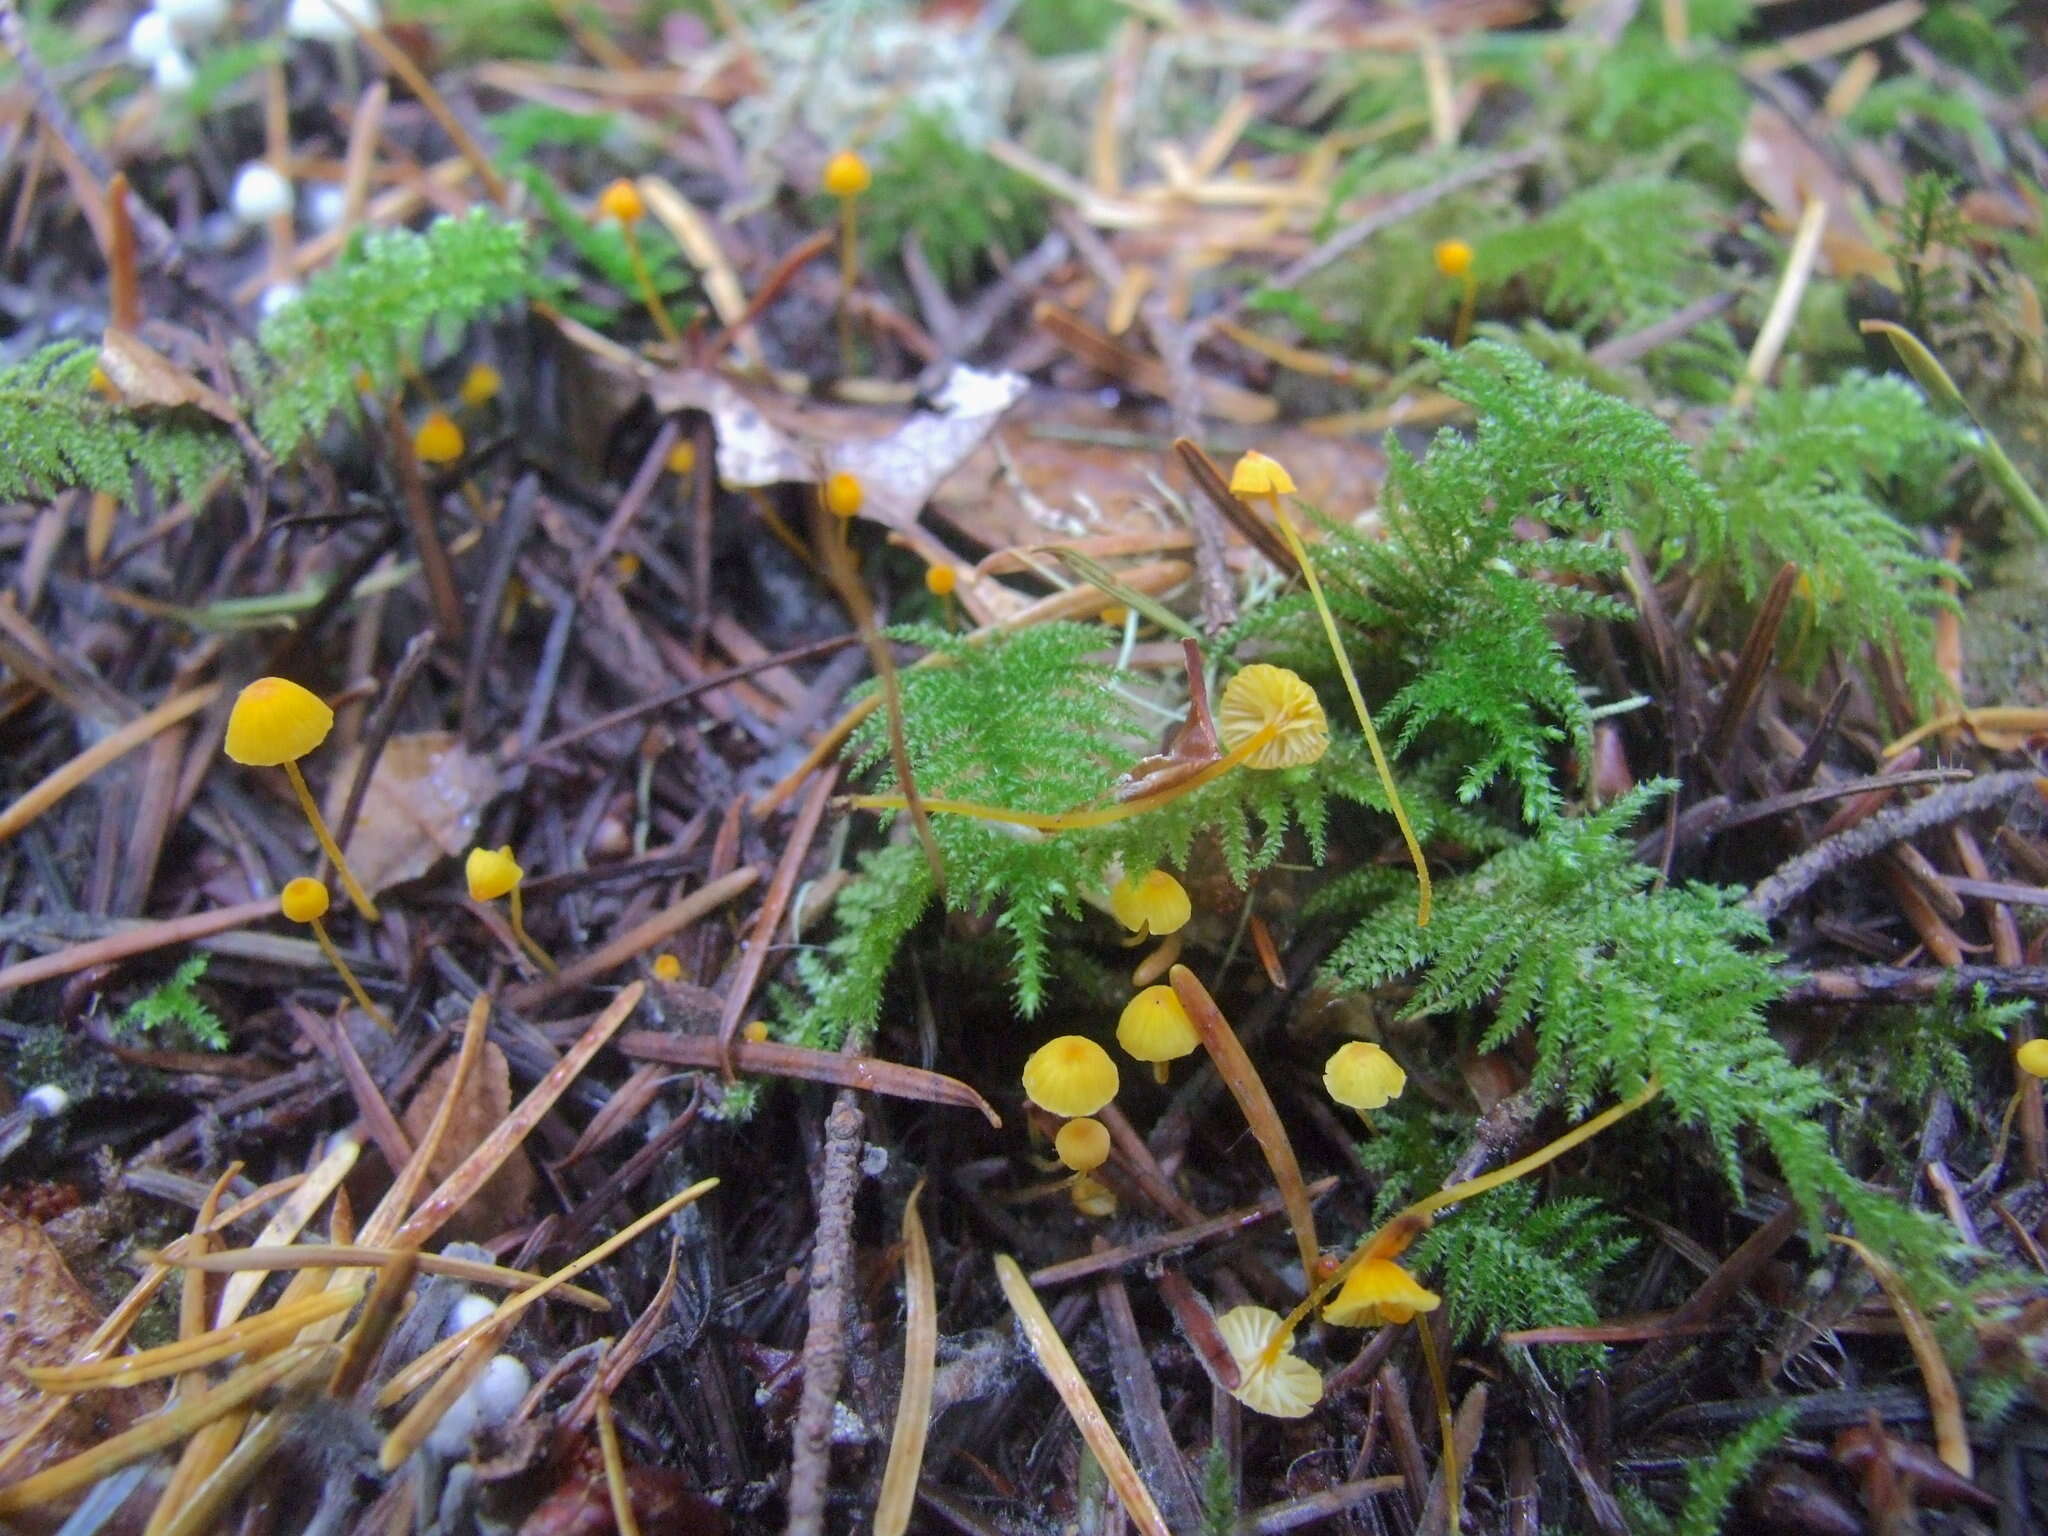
[359,993,490,1249]
[156,1245,607,1310]
[0,1344,331,1515]
[1832,1235,1969,1476]
[594,1385,642,1536]
[874,1183,936,1536]
[27,1285,363,1390]
[993,1255,1170,1536]
[154,1409,291,1536]
[1168,964,1319,1276]
[393,983,647,1250]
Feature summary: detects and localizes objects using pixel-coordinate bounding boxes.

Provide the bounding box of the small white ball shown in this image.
[158,0,229,39]
[471,1355,531,1429]
[305,183,346,230]
[151,47,196,94]
[284,0,379,42]
[258,282,301,318]
[444,1293,497,1338]
[423,1387,481,1458]
[126,10,175,66]
[21,1085,67,1118]
[231,162,293,225]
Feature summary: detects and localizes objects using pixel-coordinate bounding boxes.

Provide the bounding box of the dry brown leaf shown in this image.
[398,1042,536,1242]
[0,1214,159,1523]
[95,329,240,424]
[649,365,1026,529]
[330,731,500,895]
[1737,103,1894,283]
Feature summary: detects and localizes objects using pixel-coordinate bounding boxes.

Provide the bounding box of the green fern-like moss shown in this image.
[241,210,535,457]
[0,342,239,503]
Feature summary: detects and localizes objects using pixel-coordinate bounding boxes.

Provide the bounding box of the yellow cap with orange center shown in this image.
[597,178,644,225]
[1021,1035,1118,1118]
[280,876,331,924]
[1323,1259,1441,1328]
[1054,1117,1110,1173]
[414,410,465,466]
[226,677,334,767]
[1109,869,1191,937]
[822,150,871,199]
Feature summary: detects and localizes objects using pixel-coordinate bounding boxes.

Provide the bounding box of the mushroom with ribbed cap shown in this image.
[1322,1259,1440,1328]
[1109,869,1190,938]
[226,678,379,922]
[1053,1117,1110,1173]
[1226,450,1296,499]
[1218,665,1329,771]
[1215,1305,1324,1418]
[1021,1036,1118,1118]
[1116,985,1198,1083]
[1323,1041,1406,1113]
[279,877,392,1032]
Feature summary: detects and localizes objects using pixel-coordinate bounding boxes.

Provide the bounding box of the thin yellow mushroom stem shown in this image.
[619,224,682,348]
[1263,493,1432,926]
[838,197,858,373]
[308,918,396,1034]
[1451,273,1476,349]
[845,716,1280,831]
[1417,1317,1461,1536]
[282,759,379,922]
[508,885,558,975]
[1409,1075,1662,1220]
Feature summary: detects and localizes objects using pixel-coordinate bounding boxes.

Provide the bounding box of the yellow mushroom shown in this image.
[593,178,680,348]
[1021,1036,1118,1118]
[465,845,556,975]
[1053,1117,1111,1173]
[652,953,683,982]
[1322,1259,1441,1329]
[225,677,379,922]
[1116,985,1198,1084]
[2020,1040,2048,1079]
[413,410,465,467]
[1215,1305,1324,1418]
[1109,869,1191,938]
[821,150,871,371]
[458,362,502,409]
[1069,1173,1117,1217]
[1323,1041,1406,1112]
[1433,239,1478,346]
[280,876,392,1032]
[823,471,864,520]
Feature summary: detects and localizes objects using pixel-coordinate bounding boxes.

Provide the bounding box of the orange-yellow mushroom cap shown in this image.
[1216,1305,1324,1418]
[466,845,523,903]
[1069,1173,1116,1217]
[2019,1040,2048,1079]
[1219,665,1329,770]
[1054,1117,1111,1173]
[1109,869,1191,937]
[1434,238,1475,278]
[414,410,465,466]
[823,471,863,519]
[925,564,957,597]
[652,953,683,982]
[458,362,502,408]
[666,440,697,476]
[597,178,644,225]
[1323,1041,1406,1111]
[1116,985,1198,1066]
[1228,450,1297,499]
[225,677,334,767]
[1022,1035,1118,1118]
[1322,1259,1440,1328]
[280,876,331,924]
[821,150,871,200]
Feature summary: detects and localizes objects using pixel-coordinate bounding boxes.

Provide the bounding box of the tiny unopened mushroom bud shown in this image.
[823,471,863,519]
[152,47,196,93]
[665,440,696,475]
[458,362,502,408]
[1021,1035,1118,1118]
[424,1386,481,1457]
[596,178,644,225]
[127,10,176,65]
[924,564,957,597]
[2019,1040,2048,1079]
[413,410,465,466]
[444,1292,496,1338]
[472,1355,531,1429]
[231,162,294,225]
[652,953,683,982]
[1434,238,1475,278]
[1054,1117,1110,1173]
[280,876,331,924]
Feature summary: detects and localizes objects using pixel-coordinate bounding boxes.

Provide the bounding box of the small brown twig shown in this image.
[785,1090,864,1536]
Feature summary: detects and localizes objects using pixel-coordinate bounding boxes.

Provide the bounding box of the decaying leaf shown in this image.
[650,364,1026,528]
[398,1042,536,1242]
[331,732,501,895]
[1737,104,1893,282]
[0,1215,159,1521]
[96,329,241,424]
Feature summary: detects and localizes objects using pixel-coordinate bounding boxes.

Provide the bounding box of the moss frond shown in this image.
[0,342,239,503]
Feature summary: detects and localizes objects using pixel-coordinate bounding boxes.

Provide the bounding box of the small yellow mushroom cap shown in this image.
[597,178,645,225]
[1022,1035,1119,1118]
[823,471,864,519]
[414,410,465,466]
[1054,1117,1111,1173]
[666,440,697,476]
[925,564,957,597]
[280,876,331,924]
[1228,450,1297,499]
[1069,1173,1117,1217]
[1323,1041,1406,1111]
[1215,1305,1324,1419]
[1116,985,1198,1065]
[1322,1259,1441,1328]
[742,1020,771,1043]
[1109,868,1191,937]
[821,150,872,199]
[225,676,334,766]
[465,845,523,903]
[652,953,683,982]
[1434,238,1474,278]
[1219,665,1329,770]
[2019,1039,2048,1079]
[458,362,502,408]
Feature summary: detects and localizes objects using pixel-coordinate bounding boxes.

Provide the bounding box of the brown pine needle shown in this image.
[1832,1234,1970,1477]
[594,1385,642,1536]
[994,1255,1171,1536]
[26,1285,364,1391]
[875,1183,937,1536]
[217,1130,361,1327]
[154,1244,608,1311]
[0,682,220,844]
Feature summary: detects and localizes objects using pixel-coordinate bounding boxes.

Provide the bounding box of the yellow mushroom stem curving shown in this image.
[280,877,393,1033]
[225,678,379,923]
